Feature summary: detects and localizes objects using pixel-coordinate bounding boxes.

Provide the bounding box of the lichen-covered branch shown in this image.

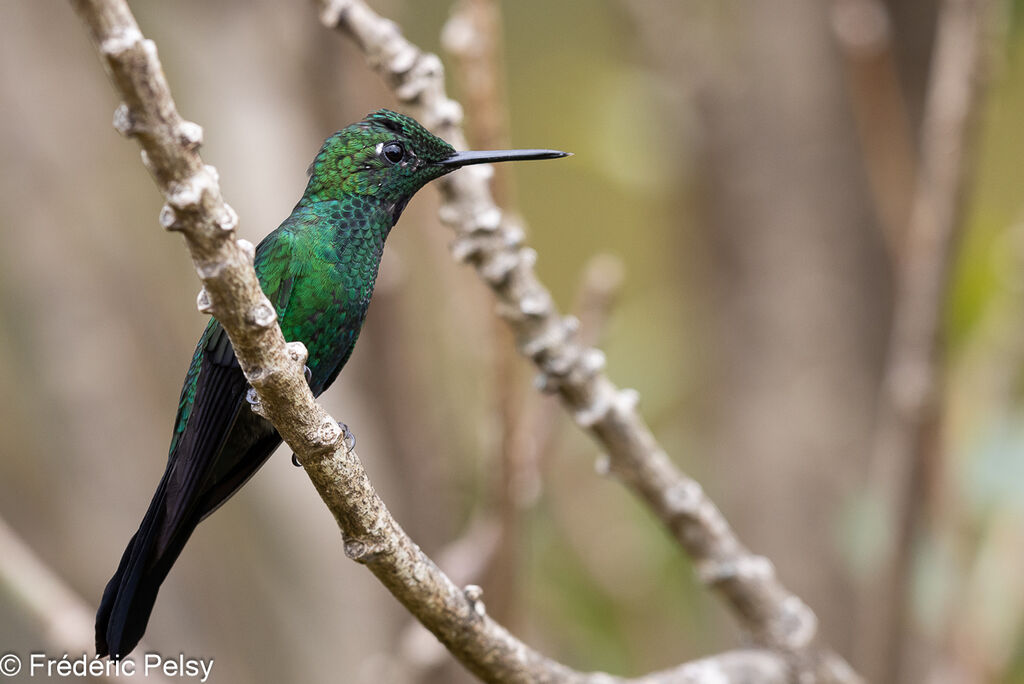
[318,1,860,681]
[68,0,338,462]
[70,0,789,681]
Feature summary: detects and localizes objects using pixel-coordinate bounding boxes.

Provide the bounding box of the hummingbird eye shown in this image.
[381,142,405,165]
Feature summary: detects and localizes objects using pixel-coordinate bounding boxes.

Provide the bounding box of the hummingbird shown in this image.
[95,109,567,658]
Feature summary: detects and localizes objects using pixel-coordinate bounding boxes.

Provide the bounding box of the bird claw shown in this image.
[339,422,356,451]
[291,453,302,467]
[304,365,312,385]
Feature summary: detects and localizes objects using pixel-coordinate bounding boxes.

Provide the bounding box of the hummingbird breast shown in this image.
[268,200,392,395]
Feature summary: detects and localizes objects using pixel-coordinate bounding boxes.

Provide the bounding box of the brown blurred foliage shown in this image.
[2,1,1024,682]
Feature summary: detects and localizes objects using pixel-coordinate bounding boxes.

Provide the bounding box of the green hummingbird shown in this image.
[96,109,567,658]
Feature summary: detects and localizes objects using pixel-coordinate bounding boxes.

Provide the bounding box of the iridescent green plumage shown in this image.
[96,109,567,659]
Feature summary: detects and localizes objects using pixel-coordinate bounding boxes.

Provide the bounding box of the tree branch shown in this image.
[0,517,173,684]
[68,0,338,463]
[445,0,528,635]
[318,1,860,681]
[854,0,992,680]
[70,0,792,681]
[831,0,917,254]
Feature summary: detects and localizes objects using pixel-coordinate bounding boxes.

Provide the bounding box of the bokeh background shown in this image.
[1,0,1023,682]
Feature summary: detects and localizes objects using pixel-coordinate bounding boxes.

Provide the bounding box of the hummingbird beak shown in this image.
[437,149,570,167]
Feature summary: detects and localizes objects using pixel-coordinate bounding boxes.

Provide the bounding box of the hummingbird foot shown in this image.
[339,422,356,451]
[304,365,312,385]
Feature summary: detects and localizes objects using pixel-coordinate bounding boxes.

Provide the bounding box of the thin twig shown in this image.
[443,0,513,204]
[444,0,526,633]
[71,0,791,681]
[831,0,917,254]
[513,253,628,510]
[359,517,503,684]
[0,517,172,684]
[575,254,627,349]
[319,0,861,680]
[854,0,992,680]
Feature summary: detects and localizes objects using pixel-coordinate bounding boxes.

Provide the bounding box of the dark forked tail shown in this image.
[95,478,198,659]
[96,421,283,658]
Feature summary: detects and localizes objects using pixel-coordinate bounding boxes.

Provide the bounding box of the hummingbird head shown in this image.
[301,109,567,224]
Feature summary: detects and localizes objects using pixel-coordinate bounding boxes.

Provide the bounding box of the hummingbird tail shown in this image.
[95,479,196,659]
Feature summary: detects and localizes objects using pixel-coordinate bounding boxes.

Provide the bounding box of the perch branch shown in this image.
[855,0,992,680]
[71,0,789,681]
[320,0,860,680]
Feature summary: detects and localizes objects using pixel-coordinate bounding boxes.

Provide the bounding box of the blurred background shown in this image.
[1,0,1023,682]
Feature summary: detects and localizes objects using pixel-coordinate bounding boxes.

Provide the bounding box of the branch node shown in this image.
[519,292,550,318]
[159,204,181,231]
[177,120,204,151]
[438,203,461,227]
[697,555,775,587]
[479,250,518,285]
[664,479,703,517]
[594,454,611,476]
[473,207,502,232]
[433,99,464,130]
[615,388,640,413]
[573,391,613,429]
[571,347,606,382]
[285,340,309,366]
[450,238,480,264]
[112,103,140,138]
[503,222,525,248]
[195,287,214,314]
[542,351,575,377]
[249,300,277,328]
[388,45,419,81]
[315,419,344,451]
[831,0,892,56]
[344,538,386,564]
[168,170,214,211]
[463,584,486,617]
[521,318,570,358]
[459,163,493,185]
[778,595,818,650]
[533,371,558,394]
[99,25,143,56]
[318,0,351,28]
[395,52,442,100]
[197,260,225,280]
[236,238,256,264]
[495,300,526,323]
[218,202,239,233]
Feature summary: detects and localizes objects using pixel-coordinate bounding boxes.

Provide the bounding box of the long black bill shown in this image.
[438,149,570,167]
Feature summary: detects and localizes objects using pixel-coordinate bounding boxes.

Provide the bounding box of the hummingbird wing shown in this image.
[97,225,299,658]
[162,227,299,527]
